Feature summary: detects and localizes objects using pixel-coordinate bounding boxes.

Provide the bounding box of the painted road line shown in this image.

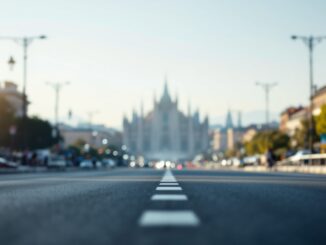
[151,194,188,201]
[159,182,179,186]
[139,210,200,227]
[156,186,182,191]
[160,169,177,182]
[161,176,176,182]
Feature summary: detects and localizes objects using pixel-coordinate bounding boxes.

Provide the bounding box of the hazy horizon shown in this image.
[1,0,325,128]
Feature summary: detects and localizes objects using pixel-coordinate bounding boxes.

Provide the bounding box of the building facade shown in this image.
[60,124,122,149]
[313,85,326,116]
[123,83,209,161]
[279,106,307,137]
[0,81,26,117]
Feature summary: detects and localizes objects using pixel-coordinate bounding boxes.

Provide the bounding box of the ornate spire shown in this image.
[163,76,169,96]
[161,76,172,104]
[226,109,233,129]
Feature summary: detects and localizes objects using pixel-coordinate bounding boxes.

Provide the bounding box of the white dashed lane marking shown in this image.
[139,210,200,227]
[156,186,182,191]
[160,169,177,182]
[159,182,179,186]
[138,169,200,227]
[151,194,188,201]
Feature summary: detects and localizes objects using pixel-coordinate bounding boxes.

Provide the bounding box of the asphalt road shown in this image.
[0,168,326,245]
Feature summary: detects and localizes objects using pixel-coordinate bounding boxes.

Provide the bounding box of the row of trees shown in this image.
[244,104,326,159]
[0,95,58,150]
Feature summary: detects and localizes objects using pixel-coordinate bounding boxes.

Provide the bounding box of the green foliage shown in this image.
[14,116,59,150]
[244,130,290,158]
[316,105,326,136]
[293,119,319,149]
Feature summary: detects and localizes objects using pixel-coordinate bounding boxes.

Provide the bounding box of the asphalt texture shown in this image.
[0,168,326,245]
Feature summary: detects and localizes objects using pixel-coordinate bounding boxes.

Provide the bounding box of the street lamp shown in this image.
[0,35,47,148]
[46,81,70,128]
[7,56,16,71]
[255,81,278,127]
[291,35,326,152]
[0,35,47,117]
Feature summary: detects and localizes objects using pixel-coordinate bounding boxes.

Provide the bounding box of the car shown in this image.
[47,156,67,168]
[102,158,116,168]
[80,160,102,168]
[287,150,311,165]
[0,157,18,169]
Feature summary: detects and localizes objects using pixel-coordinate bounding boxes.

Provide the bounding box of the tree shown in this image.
[293,119,319,149]
[316,104,326,136]
[0,95,15,147]
[14,116,59,150]
[244,130,290,159]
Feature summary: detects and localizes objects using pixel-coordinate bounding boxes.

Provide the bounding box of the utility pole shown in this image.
[46,81,70,129]
[291,35,326,153]
[255,82,277,127]
[0,35,46,148]
[87,111,99,129]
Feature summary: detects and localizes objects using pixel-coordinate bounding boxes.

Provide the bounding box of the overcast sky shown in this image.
[0,0,326,128]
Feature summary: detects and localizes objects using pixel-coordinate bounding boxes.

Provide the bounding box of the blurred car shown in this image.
[80,160,102,168]
[286,150,311,165]
[0,157,18,169]
[243,155,260,166]
[102,158,116,168]
[47,156,67,169]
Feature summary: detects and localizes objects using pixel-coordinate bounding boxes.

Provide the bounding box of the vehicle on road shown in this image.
[102,158,116,168]
[285,150,311,165]
[0,157,18,169]
[80,159,102,169]
[47,155,67,169]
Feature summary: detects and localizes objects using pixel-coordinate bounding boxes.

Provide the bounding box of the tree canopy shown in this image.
[244,130,290,158]
[316,105,326,136]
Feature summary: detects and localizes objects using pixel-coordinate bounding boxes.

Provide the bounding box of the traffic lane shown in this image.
[175,168,326,181]
[0,169,162,245]
[174,169,326,188]
[0,167,162,181]
[175,170,326,245]
[0,168,163,191]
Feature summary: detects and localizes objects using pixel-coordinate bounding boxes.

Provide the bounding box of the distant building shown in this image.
[211,109,243,152]
[313,85,326,115]
[279,106,307,137]
[0,81,27,117]
[60,124,122,149]
[210,110,279,153]
[123,82,209,161]
[242,126,258,143]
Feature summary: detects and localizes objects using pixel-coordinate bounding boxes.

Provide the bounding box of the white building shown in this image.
[123,82,209,161]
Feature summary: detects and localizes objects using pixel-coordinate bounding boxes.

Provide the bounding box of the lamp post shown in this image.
[0,35,47,148]
[46,81,70,134]
[255,82,277,128]
[291,35,326,152]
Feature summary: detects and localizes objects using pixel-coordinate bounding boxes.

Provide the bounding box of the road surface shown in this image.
[0,168,326,245]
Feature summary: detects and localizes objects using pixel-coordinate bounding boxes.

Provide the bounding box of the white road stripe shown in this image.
[156,186,182,191]
[159,182,179,186]
[139,210,200,227]
[160,169,177,182]
[151,194,188,201]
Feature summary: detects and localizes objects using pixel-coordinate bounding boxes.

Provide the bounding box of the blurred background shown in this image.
[0,0,326,171]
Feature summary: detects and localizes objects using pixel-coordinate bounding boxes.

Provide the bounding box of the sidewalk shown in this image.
[201,162,326,175]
